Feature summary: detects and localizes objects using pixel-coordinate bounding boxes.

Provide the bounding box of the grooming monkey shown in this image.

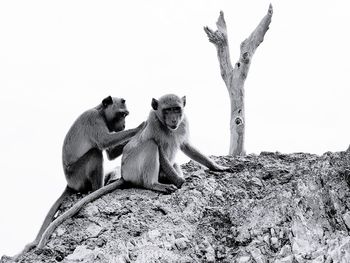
[37,94,228,249]
[21,96,144,253]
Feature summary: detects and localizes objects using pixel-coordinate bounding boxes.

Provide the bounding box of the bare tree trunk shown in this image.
[204,5,273,156]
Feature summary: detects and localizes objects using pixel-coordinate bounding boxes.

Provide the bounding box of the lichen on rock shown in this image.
[2,151,350,262]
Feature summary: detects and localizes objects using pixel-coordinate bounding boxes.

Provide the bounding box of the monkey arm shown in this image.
[180,142,225,171]
[93,120,145,149]
[106,141,128,160]
[99,129,137,149]
[105,122,146,159]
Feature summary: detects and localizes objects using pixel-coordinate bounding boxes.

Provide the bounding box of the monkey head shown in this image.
[152,94,186,130]
[102,96,129,132]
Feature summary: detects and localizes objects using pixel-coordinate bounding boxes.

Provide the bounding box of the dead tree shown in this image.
[204,5,273,156]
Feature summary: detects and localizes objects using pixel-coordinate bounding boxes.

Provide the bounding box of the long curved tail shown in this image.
[15,186,72,258]
[34,186,72,243]
[38,178,126,249]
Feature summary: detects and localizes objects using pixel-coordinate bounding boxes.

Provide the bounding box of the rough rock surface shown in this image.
[2,151,350,263]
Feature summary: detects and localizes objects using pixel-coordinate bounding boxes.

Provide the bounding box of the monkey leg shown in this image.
[173,163,183,176]
[122,140,177,194]
[85,149,104,191]
[65,148,104,192]
[141,142,178,193]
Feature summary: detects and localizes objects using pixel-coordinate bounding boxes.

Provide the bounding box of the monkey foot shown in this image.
[174,177,185,188]
[149,183,178,194]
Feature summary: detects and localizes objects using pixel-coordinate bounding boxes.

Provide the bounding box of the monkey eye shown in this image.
[172,107,181,113]
[116,111,129,119]
[163,107,182,114]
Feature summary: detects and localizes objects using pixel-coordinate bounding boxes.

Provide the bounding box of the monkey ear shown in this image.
[151,98,158,110]
[102,96,113,108]
[182,96,186,107]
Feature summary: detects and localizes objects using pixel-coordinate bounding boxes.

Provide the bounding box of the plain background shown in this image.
[1,0,350,256]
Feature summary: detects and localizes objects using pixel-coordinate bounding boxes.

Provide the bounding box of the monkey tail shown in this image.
[15,186,72,259]
[37,178,126,249]
[34,186,72,242]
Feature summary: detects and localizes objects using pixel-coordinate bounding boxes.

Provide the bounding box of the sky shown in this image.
[1,0,350,256]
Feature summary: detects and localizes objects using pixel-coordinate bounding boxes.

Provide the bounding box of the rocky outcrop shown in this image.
[2,151,350,262]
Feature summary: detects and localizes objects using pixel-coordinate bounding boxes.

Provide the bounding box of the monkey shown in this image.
[35,94,228,249]
[20,96,145,254]
[121,94,228,193]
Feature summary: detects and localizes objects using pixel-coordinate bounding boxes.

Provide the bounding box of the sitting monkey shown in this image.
[20,96,144,254]
[121,94,228,192]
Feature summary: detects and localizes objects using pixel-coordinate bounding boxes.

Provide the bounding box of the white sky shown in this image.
[1,0,350,256]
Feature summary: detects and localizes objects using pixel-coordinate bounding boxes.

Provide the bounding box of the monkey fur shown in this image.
[121,94,228,193]
[19,96,144,255]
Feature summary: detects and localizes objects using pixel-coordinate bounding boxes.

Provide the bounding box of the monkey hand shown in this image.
[134,121,146,133]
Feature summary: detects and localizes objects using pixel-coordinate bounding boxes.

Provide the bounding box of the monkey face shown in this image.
[111,111,128,132]
[152,94,186,131]
[162,107,183,130]
[102,96,129,132]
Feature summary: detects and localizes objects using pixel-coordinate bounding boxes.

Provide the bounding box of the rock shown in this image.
[216,245,226,260]
[270,228,275,237]
[275,255,294,263]
[236,255,251,263]
[279,229,285,239]
[236,228,251,244]
[214,189,224,199]
[250,247,265,263]
[204,245,215,263]
[326,236,350,262]
[3,152,350,263]
[312,255,326,263]
[279,245,291,257]
[65,245,104,262]
[263,234,270,246]
[86,223,103,238]
[84,205,100,217]
[343,212,350,230]
[250,177,263,187]
[147,229,161,240]
[174,237,189,250]
[198,239,216,262]
[56,227,66,237]
[270,237,279,249]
